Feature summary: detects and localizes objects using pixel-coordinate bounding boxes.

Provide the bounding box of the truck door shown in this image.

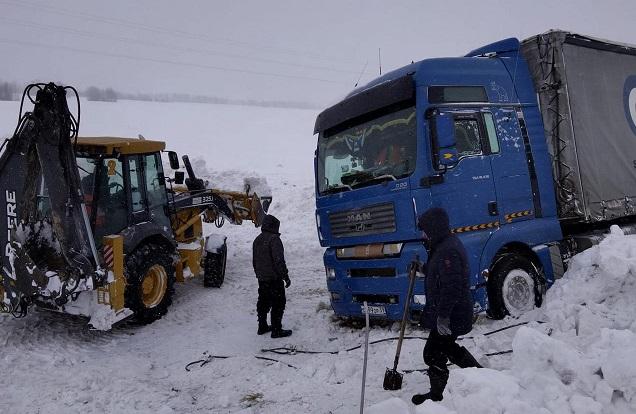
[486,107,535,224]
[429,108,500,262]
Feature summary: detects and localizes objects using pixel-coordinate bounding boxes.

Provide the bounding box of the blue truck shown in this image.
[313,30,636,321]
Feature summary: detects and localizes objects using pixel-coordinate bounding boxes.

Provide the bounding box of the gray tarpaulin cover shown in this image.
[521,31,636,222]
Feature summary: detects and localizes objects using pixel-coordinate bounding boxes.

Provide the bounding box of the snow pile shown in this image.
[420,225,636,414]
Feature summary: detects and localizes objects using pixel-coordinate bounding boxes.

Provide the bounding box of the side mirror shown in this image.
[174,171,185,185]
[167,151,180,170]
[434,114,458,167]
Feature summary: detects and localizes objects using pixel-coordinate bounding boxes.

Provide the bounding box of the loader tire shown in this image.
[486,254,542,320]
[203,243,227,288]
[124,242,176,324]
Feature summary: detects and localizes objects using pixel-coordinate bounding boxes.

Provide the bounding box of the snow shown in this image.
[205,234,227,253]
[1,99,635,413]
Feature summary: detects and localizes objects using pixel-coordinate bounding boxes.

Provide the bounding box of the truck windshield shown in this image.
[317,106,416,194]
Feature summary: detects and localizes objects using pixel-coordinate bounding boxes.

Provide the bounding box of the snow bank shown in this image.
[426,226,636,413]
[372,225,636,413]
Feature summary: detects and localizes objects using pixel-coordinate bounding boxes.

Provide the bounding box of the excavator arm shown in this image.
[0,83,99,315]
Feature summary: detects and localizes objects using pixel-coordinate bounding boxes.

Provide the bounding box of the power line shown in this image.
[0,16,360,76]
[0,0,362,66]
[0,37,351,85]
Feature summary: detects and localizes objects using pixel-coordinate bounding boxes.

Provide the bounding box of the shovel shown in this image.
[383,255,419,390]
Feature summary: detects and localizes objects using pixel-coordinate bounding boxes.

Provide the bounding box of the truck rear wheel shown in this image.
[487,254,542,319]
[203,243,227,288]
[124,243,176,324]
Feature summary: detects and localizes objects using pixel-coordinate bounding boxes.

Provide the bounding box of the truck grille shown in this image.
[329,203,396,238]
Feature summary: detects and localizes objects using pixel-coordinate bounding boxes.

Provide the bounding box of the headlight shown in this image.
[382,243,403,256]
[326,267,336,279]
[336,243,403,259]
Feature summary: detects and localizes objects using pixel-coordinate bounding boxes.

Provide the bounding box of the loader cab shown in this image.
[73,137,171,246]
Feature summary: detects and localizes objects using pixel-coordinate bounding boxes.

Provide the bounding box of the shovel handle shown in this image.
[392,255,419,370]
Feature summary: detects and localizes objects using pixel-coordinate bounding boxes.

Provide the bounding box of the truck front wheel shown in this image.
[487,254,542,319]
[124,243,176,324]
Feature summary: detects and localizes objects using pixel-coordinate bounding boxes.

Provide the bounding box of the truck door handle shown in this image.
[488,201,498,216]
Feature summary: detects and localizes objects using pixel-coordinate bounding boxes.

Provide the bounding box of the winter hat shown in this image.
[417,207,451,246]
[261,214,281,234]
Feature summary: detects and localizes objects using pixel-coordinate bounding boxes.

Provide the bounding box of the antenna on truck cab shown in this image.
[354,60,368,88]
[378,48,382,75]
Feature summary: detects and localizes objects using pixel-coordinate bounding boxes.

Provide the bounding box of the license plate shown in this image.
[362,305,386,315]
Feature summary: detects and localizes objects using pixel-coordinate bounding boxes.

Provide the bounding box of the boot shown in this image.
[270,311,291,338]
[452,346,482,368]
[257,314,271,336]
[271,328,292,338]
[412,366,448,405]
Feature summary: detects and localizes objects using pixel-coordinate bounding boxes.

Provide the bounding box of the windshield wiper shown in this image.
[322,183,353,195]
[351,174,397,189]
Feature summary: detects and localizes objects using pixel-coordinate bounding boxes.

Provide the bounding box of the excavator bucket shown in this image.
[0,83,99,313]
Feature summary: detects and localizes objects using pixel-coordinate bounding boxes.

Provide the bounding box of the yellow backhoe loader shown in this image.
[0,83,267,329]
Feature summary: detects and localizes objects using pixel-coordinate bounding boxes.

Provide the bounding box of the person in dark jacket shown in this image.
[252,214,292,338]
[412,207,481,405]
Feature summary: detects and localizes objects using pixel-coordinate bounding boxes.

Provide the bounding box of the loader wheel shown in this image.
[203,243,227,288]
[124,243,176,324]
[486,254,542,320]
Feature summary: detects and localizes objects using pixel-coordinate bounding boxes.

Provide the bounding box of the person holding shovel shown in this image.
[412,207,482,405]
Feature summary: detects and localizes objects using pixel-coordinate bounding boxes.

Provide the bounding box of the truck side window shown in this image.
[454,118,482,157]
[483,112,500,153]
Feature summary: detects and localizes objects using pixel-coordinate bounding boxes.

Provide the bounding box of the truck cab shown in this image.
[314,38,563,321]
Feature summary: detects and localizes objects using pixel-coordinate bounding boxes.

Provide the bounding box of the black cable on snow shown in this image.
[185,354,297,372]
[185,354,231,371]
[260,320,545,356]
[185,320,546,372]
[255,356,298,369]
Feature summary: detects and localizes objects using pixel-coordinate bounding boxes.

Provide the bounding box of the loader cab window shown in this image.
[77,157,98,203]
[144,153,167,208]
[128,157,145,213]
[93,157,127,243]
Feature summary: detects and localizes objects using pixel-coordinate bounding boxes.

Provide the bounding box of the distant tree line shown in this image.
[1,80,319,109]
[84,86,118,102]
[0,81,19,101]
[114,90,319,110]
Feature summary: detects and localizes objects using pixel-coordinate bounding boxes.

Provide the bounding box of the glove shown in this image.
[284,277,291,288]
[416,261,426,275]
[436,316,452,336]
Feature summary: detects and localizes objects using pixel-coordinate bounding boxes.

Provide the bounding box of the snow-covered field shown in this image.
[1,99,635,413]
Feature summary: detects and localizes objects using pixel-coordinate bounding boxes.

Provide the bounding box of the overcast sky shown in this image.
[1,0,635,106]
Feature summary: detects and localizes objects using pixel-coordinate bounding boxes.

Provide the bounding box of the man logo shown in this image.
[624,76,636,136]
[346,212,371,223]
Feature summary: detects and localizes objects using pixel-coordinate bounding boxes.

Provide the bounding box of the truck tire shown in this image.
[203,243,227,288]
[124,243,176,324]
[487,254,542,319]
